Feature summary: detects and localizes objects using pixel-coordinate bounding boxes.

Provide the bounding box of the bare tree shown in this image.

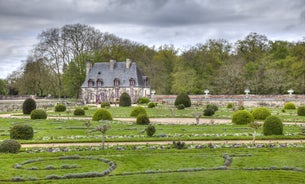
[249,121,262,145]
[96,124,111,149]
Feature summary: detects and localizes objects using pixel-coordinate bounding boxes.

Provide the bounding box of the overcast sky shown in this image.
[0,0,305,79]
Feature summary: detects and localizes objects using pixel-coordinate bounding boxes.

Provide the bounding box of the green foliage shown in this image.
[0,139,21,153]
[10,124,34,140]
[55,104,66,112]
[136,114,150,125]
[297,106,305,116]
[207,104,218,112]
[232,110,254,125]
[0,79,8,95]
[138,97,150,104]
[83,106,89,110]
[203,108,215,116]
[30,109,47,119]
[22,98,36,115]
[147,102,157,108]
[146,124,156,137]
[92,108,113,121]
[176,104,185,110]
[173,141,186,149]
[263,116,283,135]
[284,102,296,109]
[130,106,147,117]
[251,107,271,120]
[227,103,233,108]
[119,92,131,107]
[174,93,191,107]
[101,102,110,108]
[74,108,85,116]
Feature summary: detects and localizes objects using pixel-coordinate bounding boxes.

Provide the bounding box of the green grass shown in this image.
[0,147,304,183]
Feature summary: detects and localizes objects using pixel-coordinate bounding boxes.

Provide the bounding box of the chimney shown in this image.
[109,59,116,71]
[85,60,92,76]
[126,58,132,69]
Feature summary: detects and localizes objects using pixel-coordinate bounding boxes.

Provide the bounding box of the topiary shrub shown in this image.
[207,104,218,112]
[130,106,147,117]
[297,106,305,116]
[119,92,131,107]
[74,108,85,116]
[92,108,113,121]
[251,107,271,120]
[203,108,215,116]
[22,98,36,115]
[146,124,156,137]
[227,103,233,108]
[176,104,185,110]
[284,102,296,109]
[0,139,21,153]
[101,102,110,108]
[138,97,150,104]
[263,115,283,135]
[232,110,254,125]
[136,114,150,125]
[10,124,33,140]
[148,102,157,108]
[174,93,191,108]
[83,106,89,110]
[55,104,66,112]
[30,109,47,119]
[173,141,186,149]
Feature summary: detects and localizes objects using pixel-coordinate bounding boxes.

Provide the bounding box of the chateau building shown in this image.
[81,59,150,104]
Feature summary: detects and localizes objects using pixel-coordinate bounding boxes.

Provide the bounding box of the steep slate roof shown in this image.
[81,62,146,88]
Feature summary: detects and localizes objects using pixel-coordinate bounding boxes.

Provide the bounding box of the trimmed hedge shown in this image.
[138,97,150,104]
[0,139,21,153]
[74,108,85,116]
[119,92,131,107]
[92,109,113,121]
[136,114,150,125]
[203,108,215,116]
[263,115,283,135]
[146,124,156,137]
[101,102,110,108]
[148,102,157,108]
[174,93,191,108]
[232,110,254,125]
[130,106,147,117]
[206,104,218,112]
[30,109,47,119]
[22,98,36,115]
[251,107,271,120]
[55,104,66,112]
[283,102,296,109]
[10,124,34,140]
[297,106,305,116]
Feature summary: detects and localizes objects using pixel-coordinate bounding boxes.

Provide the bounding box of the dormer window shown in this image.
[130,78,135,86]
[114,78,120,87]
[97,79,103,87]
[88,79,94,87]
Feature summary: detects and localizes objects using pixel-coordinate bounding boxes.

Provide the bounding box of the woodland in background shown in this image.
[1,23,305,97]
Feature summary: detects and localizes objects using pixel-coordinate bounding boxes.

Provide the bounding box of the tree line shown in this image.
[1,23,305,97]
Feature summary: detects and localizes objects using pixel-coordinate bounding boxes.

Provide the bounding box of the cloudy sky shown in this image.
[0,0,305,79]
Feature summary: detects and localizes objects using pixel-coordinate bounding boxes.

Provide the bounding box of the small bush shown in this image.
[238,106,245,110]
[173,141,186,149]
[232,110,254,125]
[297,106,305,116]
[251,107,271,120]
[177,104,185,110]
[101,102,110,108]
[55,104,66,112]
[146,125,156,137]
[148,102,157,108]
[130,106,147,117]
[227,103,233,108]
[74,108,85,116]
[30,109,47,119]
[174,93,191,108]
[203,108,215,116]
[83,106,89,110]
[263,116,283,135]
[136,114,150,125]
[10,124,34,140]
[138,97,150,104]
[92,109,113,121]
[284,102,296,109]
[0,139,21,153]
[119,92,131,107]
[207,104,218,112]
[22,98,36,115]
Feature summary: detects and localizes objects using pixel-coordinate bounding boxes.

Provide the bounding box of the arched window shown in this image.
[88,79,94,87]
[97,79,103,87]
[129,78,135,86]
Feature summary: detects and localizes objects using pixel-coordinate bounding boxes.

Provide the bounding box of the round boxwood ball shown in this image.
[10,124,34,140]
[263,115,283,135]
[130,106,147,117]
[146,124,156,137]
[251,107,271,120]
[232,110,254,125]
[174,93,191,108]
[92,108,113,121]
[297,106,305,116]
[119,92,131,107]
[74,108,85,116]
[22,98,36,115]
[30,109,47,119]
[0,139,21,153]
[136,114,150,125]
[55,104,66,112]
[283,102,296,109]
